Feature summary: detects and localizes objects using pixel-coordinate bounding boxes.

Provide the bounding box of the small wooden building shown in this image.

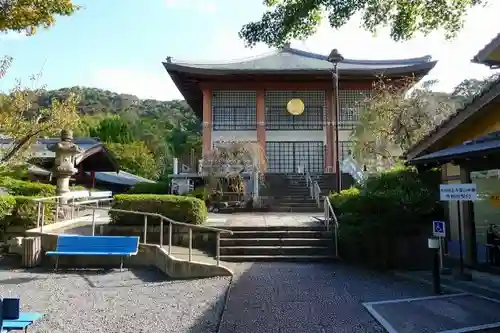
[407,32,500,270]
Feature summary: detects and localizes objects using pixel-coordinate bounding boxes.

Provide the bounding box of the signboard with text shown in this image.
[439,184,477,201]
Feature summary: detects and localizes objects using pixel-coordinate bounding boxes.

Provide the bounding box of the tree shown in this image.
[451,73,500,106]
[201,140,266,199]
[240,0,486,48]
[0,56,80,165]
[351,77,457,170]
[88,115,135,144]
[0,0,78,35]
[105,141,158,180]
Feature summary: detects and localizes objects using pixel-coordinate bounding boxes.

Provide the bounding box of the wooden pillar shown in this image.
[325,89,334,173]
[256,90,266,153]
[202,89,212,155]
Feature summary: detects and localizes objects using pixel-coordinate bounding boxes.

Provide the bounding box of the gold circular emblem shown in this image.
[287,98,304,115]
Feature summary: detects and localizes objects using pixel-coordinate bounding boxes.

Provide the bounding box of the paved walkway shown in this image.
[207,212,322,227]
[217,263,435,333]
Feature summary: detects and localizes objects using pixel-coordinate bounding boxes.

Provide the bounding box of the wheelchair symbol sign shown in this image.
[433,221,446,237]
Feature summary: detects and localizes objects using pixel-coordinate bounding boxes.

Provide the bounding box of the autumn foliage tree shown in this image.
[0,56,80,166]
[0,0,80,168]
[240,0,486,48]
[0,0,78,35]
[351,77,457,170]
[202,140,266,198]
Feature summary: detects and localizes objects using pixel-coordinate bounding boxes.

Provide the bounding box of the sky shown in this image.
[1,0,500,101]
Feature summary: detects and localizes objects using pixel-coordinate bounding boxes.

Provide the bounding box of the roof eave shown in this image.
[406,80,500,160]
[472,33,500,66]
[163,61,437,77]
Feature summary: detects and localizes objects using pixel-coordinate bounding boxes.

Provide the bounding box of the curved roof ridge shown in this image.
[284,47,432,64]
[167,50,280,66]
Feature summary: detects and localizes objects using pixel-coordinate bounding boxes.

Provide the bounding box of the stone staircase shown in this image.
[218,225,336,262]
[262,173,320,212]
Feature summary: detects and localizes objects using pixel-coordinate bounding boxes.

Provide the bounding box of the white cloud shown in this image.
[164,0,217,13]
[90,67,181,101]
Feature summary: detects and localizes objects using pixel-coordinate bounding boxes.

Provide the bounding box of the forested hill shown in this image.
[38,87,201,181]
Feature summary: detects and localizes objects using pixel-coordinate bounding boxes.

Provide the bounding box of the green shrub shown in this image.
[126,182,169,194]
[0,196,16,221]
[0,176,90,197]
[110,194,207,225]
[187,187,210,200]
[0,177,56,196]
[329,167,443,269]
[1,196,54,231]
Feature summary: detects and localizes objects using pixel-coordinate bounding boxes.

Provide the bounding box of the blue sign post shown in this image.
[433,221,446,238]
[432,221,447,272]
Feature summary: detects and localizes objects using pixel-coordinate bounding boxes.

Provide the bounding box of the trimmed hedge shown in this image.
[0,196,16,221]
[0,177,87,197]
[0,177,56,196]
[0,196,55,233]
[126,182,169,194]
[110,194,207,225]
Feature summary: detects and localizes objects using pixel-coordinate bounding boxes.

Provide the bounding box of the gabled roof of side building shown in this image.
[472,32,500,68]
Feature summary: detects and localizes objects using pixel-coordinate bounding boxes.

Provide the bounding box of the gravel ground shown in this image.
[0,267,231,333]
[0,262,458,333]
[219,262,438,333]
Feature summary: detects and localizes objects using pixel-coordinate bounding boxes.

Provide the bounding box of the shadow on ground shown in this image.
[186,261,442,333]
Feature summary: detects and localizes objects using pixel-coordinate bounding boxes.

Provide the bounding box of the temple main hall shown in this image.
[163,46,436,192]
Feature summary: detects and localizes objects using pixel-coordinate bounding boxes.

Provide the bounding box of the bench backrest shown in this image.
[55,235,139,254]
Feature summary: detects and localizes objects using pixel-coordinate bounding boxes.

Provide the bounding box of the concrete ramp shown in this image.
[137,244,233,279]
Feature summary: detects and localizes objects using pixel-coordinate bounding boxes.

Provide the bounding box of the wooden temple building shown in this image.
[163,46,437,200]
[0,137,153,192]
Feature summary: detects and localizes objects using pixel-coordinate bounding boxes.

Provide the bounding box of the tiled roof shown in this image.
[472,32,500,66]
[87,171,155,186]
[410,131,500,165]
[164,47,437,75]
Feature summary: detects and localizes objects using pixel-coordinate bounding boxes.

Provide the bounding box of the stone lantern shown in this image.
[48,129,82,203]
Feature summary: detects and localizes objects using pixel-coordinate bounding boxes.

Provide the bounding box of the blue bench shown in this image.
[3,312,43,332]
[45,235,140,270]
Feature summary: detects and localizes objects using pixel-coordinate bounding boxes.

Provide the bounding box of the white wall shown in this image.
[211,129,355,143]
[266,130,324,142]
[211,131,257,143]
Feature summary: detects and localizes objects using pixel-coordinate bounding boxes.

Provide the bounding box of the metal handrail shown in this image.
[324,195,339,257]
[304,169,314,199]
[33,192,113,228]
[313,181,321,208]
[81,204,232,267]
[35,199,233,267]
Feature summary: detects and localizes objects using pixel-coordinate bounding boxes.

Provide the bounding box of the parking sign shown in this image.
[433,221,446,238]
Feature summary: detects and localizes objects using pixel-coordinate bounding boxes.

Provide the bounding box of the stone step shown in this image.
[220,237,331,247]
[220,245,332,256]
[218,254,337,262]
[270,206,323,213]
[222,225,327,231]
[228,230,331,238]
[263,200,317,205]
[276,202,320,207]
